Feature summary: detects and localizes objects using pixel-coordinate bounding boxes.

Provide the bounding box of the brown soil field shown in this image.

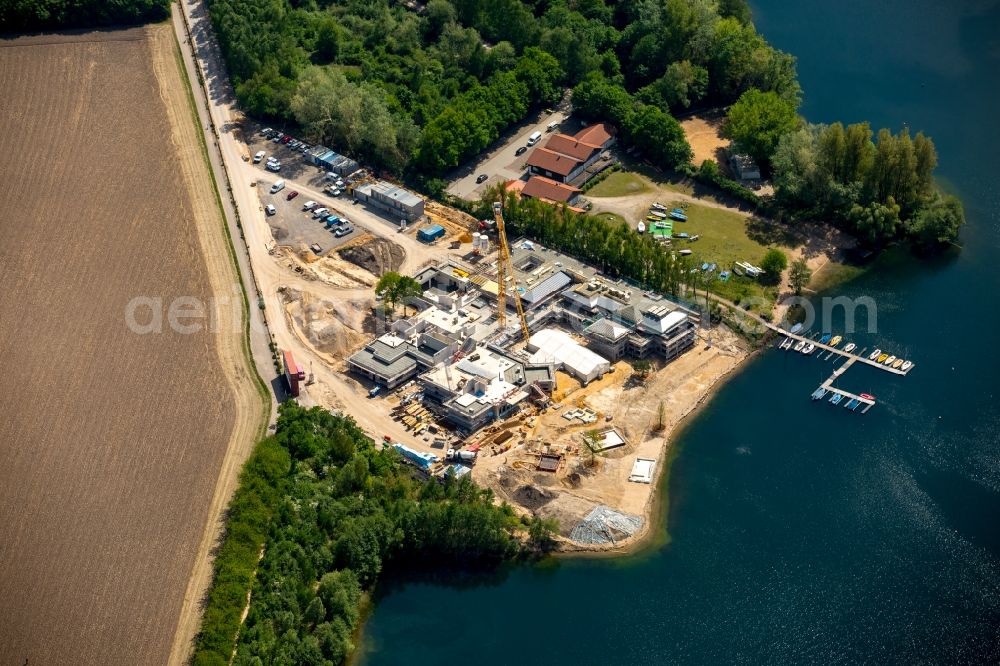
[0,25,262,666]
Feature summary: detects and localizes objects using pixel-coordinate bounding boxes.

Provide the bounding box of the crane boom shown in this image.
[492,201,530,340]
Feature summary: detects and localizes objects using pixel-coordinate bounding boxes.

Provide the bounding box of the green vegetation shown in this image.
[1,0,169,32]
[772,122,963,249]
[485,187,693,298]
[587,171,650,198]
[671,202,769,269]
[723,88,800,164]
[788,258,812,294]
[759,248,787,284]
[194,403,543,666]
[374,271,422,317]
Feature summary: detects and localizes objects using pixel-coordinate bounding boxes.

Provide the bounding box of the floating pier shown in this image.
[768,324,914,415]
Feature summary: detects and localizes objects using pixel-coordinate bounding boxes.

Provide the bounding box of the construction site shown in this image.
[337,201,749,550]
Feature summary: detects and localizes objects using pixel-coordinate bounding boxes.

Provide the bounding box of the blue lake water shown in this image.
[358,1,1000,662]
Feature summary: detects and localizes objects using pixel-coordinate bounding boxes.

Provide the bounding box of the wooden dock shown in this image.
[769,324,914,376]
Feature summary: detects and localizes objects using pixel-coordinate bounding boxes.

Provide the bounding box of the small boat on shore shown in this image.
[869,349,882,361]
[651,202,667,211]
[690,234,700,241]
[794,340,805,352]
[844,343,856,353]
[877,353,889,363]
[829,335,843,347]
[669,211,688,221]
[678,248,692,256]
[884,355,897,365]
[901,360,912,371]
[637,222,646,233]
[891,358,904,369]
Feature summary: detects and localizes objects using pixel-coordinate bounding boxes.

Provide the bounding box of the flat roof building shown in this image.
[354,180,425,222]
[527,328,610,385]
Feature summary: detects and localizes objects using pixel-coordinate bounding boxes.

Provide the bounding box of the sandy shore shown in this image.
[471,325,751,555]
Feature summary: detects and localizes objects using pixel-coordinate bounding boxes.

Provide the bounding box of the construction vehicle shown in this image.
[492,201,530,340]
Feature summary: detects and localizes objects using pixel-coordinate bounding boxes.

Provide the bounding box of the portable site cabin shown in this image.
[283,350,305,397]
[417,224,446,243]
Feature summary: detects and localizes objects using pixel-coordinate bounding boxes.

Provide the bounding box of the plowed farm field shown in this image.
[0,25,261,665]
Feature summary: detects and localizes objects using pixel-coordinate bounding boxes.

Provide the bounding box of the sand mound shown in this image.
[282,287,368,357]
[339,237,405,277]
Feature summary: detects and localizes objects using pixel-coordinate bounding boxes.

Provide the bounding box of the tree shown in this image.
[643,60,709,110]
[788,259,812,294]
[724,88,799,164]
[526,516,558,553]
[571,73,635,128]
[580,429,605,468]
[656,401,666,431]
[760,248,787,284]
[624,105,693,168]
[907,194,964,250]
[375,271,423,318]
[848,197,901,246]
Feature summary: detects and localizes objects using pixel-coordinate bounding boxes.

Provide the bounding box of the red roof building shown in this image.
[521,176,581,205]
[525,122,618,184]
[573,122,617,148]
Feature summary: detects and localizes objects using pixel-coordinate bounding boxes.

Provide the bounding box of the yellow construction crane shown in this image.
[493,201,530,341]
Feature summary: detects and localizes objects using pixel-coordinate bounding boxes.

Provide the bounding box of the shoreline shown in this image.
[551,343,755,559]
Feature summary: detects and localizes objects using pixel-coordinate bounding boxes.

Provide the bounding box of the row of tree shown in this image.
[194,403,548,666]
[480,187,693,298]
[2,0,169,32]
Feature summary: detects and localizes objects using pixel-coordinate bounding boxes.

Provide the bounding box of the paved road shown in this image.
[446,109,570,199]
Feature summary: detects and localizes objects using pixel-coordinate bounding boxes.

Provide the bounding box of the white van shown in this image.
[253,150,266,163]
[269,180,285,194]
[527,131,542,146]
[546,121,560,132]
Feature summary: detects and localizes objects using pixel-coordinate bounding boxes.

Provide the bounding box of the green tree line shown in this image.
[2,0,169,32]
[193,403,548,666]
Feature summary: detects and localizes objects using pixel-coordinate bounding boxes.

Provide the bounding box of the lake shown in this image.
[357,1,1000,662]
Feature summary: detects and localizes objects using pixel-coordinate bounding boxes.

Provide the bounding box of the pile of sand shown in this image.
[281,287,368,357]
[338,237,405,277]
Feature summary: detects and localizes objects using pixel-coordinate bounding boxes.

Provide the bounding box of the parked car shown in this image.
[325,215,340,226]
[266,162,281,172]
[288,140,299,149]
[272,132,284,143]
[281,135,292,144]
[326,186,341,196]
[334,225,354,237]
[265,204,276,216]
[310,243,323,254]
[302,200,317,210]
[253,150,266,163]
[261,127,273,136]
[312,207,329,218]
[300,144,311,153]
[515,145,527,156]
[476,174,488,184]
[269,180,285,194]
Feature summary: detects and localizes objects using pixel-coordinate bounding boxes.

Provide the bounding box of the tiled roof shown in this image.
[526,147,581,177]
[521,176,581,203]
[574,122,616,147]
[545,134,602,161]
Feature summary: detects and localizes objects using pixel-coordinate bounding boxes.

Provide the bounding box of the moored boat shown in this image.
[901,360,912,371]
[860,393,875,400]
[877,353,889,363]
[829,335,843,347]
[891,358,903,369]
[803,343,816,355]
[794,340,805,352]
[790,323,803,334]
[819,334,832,344]
[844,343,856,353]
[869,348,882,360]
[884,355,896,365]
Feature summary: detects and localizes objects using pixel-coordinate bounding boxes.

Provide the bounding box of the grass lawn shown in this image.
[593,211,626,227]
[587,171,651,197]
[666,202,781,313]
[670,201,769,270]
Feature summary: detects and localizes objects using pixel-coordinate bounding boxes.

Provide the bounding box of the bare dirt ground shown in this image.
[474,325,749,551]
[0,25,260,665]
[680,110,730,168]
[339,236,405,277]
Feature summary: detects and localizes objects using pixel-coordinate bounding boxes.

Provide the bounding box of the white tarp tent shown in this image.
[527,328,610,384]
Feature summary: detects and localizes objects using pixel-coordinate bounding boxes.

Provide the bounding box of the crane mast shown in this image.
[492,201,530,341]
